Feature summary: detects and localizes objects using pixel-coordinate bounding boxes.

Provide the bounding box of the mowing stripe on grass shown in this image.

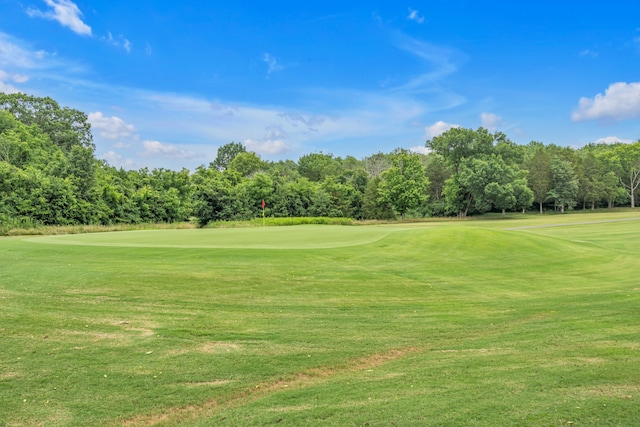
[23,225,408,249]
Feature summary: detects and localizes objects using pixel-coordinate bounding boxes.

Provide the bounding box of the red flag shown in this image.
[261,199,265,209]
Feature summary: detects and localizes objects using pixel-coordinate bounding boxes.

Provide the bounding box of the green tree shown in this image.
[211,141,246,171]
[227,151,265,176]
[526,147,553,214]
[297,152,341,182]
[426,127,496,172]
[548,158,578,213]
[378,151,429,220]
[0,92,93,151]
[605,142,640,208]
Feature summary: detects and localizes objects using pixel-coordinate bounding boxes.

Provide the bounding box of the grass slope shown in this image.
[1,212,639,426]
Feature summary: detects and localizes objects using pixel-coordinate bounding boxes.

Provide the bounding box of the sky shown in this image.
[1,0,639,170]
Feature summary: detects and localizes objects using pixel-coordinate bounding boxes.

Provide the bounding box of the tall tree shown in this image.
[378,151,429,220]
[526,147,553,213]
[605,142,640,208]
[548,158,578,213]
[210,141,246,171]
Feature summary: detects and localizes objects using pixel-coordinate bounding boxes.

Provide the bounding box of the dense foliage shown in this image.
[1,92,639,230]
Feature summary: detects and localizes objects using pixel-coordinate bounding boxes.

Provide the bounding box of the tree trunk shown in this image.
[539,202,543,214]
[560,204,565,213]
[502,209,506,215]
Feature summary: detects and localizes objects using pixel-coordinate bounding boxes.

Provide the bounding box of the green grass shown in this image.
[1,212,639,426]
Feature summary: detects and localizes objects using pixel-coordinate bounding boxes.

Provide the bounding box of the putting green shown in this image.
[24,225,408,249]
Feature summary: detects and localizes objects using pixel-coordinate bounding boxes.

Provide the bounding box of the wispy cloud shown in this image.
[480,112,502,131]
[26,0,92,36]
[389,33,467,110]
[101,32,132,53]
[263,53,284,75]
[572,81,640,122]
[579,49,598,58]
[407,8,425,24]
[0,69,29,93]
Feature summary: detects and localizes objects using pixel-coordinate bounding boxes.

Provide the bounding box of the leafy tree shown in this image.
[227,151,265,176]
[211,141,246,171]
[526,147,553,213]
[378,151,429,220]
[321,177,361,218]
[298,152,341,182]
[548,158,578,213]
[457,155,518,214]
[363,152,391,178]
[605,142,640,208]
[423,153,451,203]
[513,179,534,214]
[0,92,93,151]
[426,127,496,172]
[361,176,396,220]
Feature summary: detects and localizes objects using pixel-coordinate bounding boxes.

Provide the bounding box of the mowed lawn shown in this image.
[1,213,639,426]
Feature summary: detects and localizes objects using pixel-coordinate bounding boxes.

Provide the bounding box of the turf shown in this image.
[1,212,639,426]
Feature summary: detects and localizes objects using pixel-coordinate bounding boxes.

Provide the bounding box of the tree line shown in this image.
[1,92,639,230]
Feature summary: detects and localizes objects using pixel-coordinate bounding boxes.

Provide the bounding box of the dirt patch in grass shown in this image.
[181,380,234,387]
[540,357,608,367]
[267,404,313,412]
[118,346,419,426]
[0,371,19,380]
[198,342,241,353]
[574,384,638,399]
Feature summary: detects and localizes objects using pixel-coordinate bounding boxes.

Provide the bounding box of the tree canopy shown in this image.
[1,92,639,231]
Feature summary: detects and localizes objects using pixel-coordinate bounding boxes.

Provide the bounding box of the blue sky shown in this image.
[1,1,639,170]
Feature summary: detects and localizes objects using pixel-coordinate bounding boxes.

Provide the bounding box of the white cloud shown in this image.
[0,68,29,93]
[409,146,430,154]
[245,138,290,155]
[0,33,40,69]
[88,112,137,140]
[594,136,633,144]
[425,120,459,138]
[0,80,19,93]
[101,150,137,169]
[145,43,153,56]
[572,82,640,122]
[244,126,292,155]
[142,140,198,159]
[407,8,425,24]
[102,32,132,53]
[27,0,92,36]
[263,53,284,75]
[481,112,502,131]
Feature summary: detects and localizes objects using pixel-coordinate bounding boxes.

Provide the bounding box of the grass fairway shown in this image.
[1,213,639,426]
